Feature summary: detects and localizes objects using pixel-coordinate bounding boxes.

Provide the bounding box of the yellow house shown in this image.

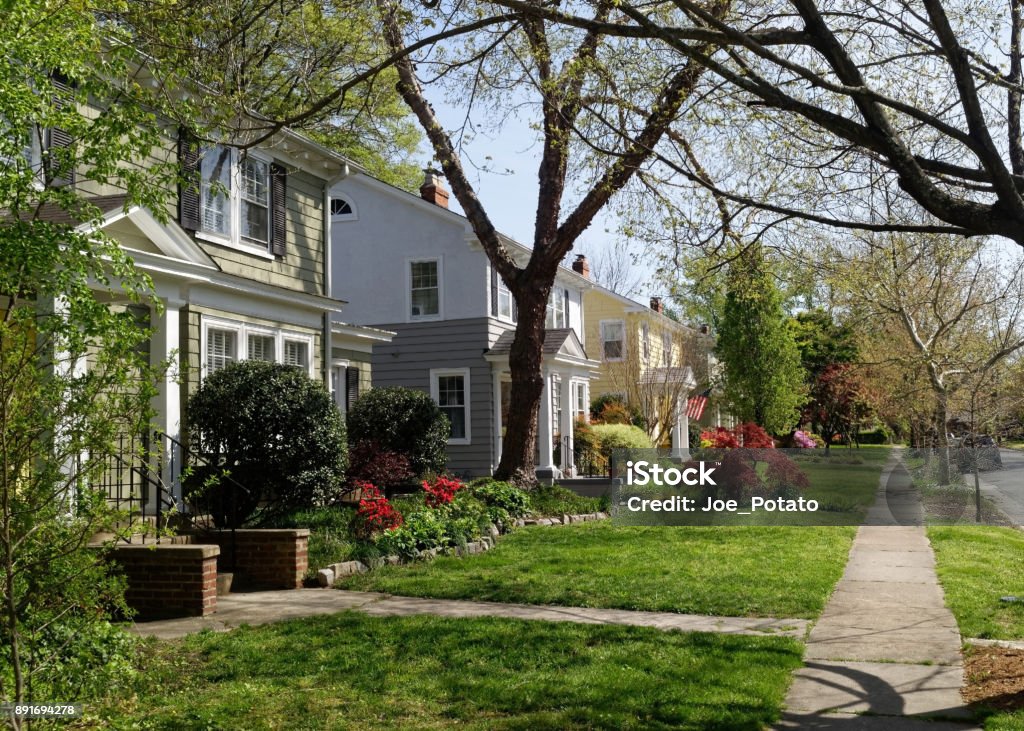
[574,255,714,456]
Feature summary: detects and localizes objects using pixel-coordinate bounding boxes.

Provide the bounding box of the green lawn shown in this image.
[929,526,1024,639]
[96,613,802,730]
[339,522,856,619]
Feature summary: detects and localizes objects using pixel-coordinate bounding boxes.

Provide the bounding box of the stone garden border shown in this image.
[315,512,610,587]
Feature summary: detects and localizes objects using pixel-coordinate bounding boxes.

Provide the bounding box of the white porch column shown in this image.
[537,369,556,474]
[493,369,503,472]
[150,299,183,506]
[51,296,87,514]
[671,396,690,460]
[559,375,574,476]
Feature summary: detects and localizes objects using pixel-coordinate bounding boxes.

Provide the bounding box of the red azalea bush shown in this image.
[423,475,464,508]
[700,423,775,448]
[700,426,740,448]
[351,482,403,538]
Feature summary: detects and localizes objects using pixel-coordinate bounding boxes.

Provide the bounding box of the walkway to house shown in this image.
[131,589,811,641]
[775,454,980,730]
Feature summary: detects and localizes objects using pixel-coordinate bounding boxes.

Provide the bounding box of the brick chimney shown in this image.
[699,323,710,335]
[571,254,590,279]
[420,168,449,209]
[650,296,664,314]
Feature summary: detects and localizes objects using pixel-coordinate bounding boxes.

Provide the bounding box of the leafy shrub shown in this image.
[185,360,347,527]
[734,423,775,447]
[590,392,646,429]
[351,483,403,539]
[858,426,892,444]
[590,424,653,454]
[468,479,530,519]
[347,386,449,475]
[791,430,817,448]
[347,440,415,490]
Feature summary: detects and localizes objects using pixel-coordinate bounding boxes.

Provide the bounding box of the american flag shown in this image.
[686,389,711,420]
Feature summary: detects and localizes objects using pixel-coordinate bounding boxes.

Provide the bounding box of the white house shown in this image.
[329,170,599,478]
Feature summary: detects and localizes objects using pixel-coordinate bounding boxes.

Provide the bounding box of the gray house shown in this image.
[329,171,599,478]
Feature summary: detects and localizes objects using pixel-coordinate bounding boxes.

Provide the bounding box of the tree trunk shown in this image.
[936,392,952,485]
[494,282,550,487]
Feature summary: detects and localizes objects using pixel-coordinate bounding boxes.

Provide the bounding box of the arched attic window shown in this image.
[330,196,357,220]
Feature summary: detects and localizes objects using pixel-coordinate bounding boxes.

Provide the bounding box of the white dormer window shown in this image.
[409,258,441,320]
[546,287,569,329]
[197,145,274,255]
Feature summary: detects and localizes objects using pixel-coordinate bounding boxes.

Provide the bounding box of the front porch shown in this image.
[485,328,600,480]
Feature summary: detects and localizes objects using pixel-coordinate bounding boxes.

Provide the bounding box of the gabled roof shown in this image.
[487,328,587,358]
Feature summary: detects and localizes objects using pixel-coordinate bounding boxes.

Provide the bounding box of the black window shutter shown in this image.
[270,163,287,257]
[345,366,360,410]
[46,73,75,187]
[490,267,498,317]
[177,128,201,232]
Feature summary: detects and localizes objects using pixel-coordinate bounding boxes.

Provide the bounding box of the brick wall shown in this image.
[197,529,309,589]
[111,544,220,619]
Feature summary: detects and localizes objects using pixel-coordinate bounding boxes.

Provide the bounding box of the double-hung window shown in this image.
[206,328,237,374]
[431,368,470,444]
[195,144,278,255]
[600,320,625,361]
[546,288,569,329]
[410,259,441,319]
[641,323,651,361]
[662,331,673,366]
[497,277,514,321]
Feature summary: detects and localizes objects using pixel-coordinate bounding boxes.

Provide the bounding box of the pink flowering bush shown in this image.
[792,430,817,448]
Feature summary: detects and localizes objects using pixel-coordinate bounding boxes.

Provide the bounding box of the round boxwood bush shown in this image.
[347,386,449,475]
[591,423,653,461]
[185,360,347,527]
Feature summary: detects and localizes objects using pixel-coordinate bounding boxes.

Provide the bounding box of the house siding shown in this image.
[369,317,496,477]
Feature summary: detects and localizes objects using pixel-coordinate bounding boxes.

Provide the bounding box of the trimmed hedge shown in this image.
[347,387,450,475]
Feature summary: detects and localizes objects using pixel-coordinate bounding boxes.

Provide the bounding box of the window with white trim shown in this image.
[201,318,314,379]
[641,322,651,361]
[546,288,569,329]
[206,327,237,374]
[330,196,356,219]
[551,375,562,437]
[247,332,275,362]
[198,145,273,251]
[662,331,673,366]
[431,368,470,444]
[283,339,309,369]
[600,320,625,361]
[572,381,588,422]
[410,259,440,319]
[497,277,515,322]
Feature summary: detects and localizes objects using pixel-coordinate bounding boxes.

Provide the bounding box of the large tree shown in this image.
[486,0,1024,250]
[828,232,1024,475]
[375,1,728,484]
[716,246,806,432]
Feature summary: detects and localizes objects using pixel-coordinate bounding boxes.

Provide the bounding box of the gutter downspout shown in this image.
[322,163,351,386]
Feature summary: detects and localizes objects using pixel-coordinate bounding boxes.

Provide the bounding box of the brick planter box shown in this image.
[111,544,220,620]
[195,529,309,590]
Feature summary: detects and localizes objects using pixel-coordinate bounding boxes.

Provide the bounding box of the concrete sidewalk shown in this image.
[776,454,980,730]
[131,589,811,641]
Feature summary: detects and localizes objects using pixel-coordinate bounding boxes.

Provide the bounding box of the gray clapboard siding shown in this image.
[369,317,495,477]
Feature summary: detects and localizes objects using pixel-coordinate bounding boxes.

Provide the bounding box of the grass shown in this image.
[929,526,1024,639]
[339,522,856,618]
[93,613,802,730]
